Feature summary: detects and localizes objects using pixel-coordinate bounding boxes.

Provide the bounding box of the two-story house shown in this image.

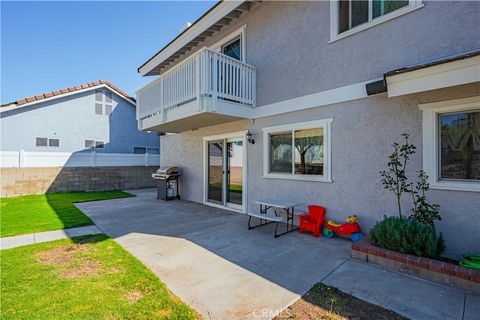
[1,80,159,154]
[136,1,479,258]
[1,81,160,196]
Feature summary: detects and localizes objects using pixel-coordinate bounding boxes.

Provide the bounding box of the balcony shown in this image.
[137,47,256,132]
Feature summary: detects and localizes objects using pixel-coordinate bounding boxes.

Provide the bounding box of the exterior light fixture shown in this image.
[246,131,255,144]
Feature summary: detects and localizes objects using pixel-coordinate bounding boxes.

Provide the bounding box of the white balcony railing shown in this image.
[137,47,256,121]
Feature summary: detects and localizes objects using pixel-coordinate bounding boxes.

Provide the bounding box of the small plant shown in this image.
[380,133,416,218]
[410,170,441,226]
[370,216,445,258]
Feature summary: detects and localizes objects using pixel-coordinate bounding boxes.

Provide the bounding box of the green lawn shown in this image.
[0,191,133,238]
[0,234,198,319]
[209,183,242,193]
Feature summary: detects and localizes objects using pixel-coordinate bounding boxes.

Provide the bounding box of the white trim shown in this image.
[0,84,136,113]
[386,55,480,97]
[203,131,248,213]
[203,130,248,141]
[329,0,423,43]
[253,78,378,118]
[138,1,245,75]
[420,96,480,193]
[262,119,333,183]
[211,25,247,63]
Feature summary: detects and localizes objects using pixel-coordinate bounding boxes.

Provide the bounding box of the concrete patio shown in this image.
[76,189,476,320]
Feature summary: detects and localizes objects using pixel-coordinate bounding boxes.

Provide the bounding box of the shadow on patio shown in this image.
[76,188,352,319]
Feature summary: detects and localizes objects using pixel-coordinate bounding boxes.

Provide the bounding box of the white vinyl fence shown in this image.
[0,151,160,168]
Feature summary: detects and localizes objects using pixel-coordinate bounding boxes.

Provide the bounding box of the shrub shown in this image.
[410,170,441,226]
[370,216,445,258]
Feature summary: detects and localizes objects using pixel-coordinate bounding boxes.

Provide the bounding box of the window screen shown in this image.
[147,148,160,154]
[373,0,409,19]
[351,0,369,28]
[48,139,60,147]
[439,110,480,180]
[95,103,103,115]
[134,147,147,154]
[269,132,293,173]
[95,90,103,101]
[338,0,409,34]
[85,140,95,148]
[36,137,48,147]
[105,105,113,115]
[222,37,242,61]
[95,141,104,148]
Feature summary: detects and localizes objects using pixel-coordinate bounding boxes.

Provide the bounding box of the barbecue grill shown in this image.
[152,166,181,201]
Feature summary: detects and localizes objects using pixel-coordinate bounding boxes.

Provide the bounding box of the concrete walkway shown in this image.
[323,259,478,320]
[0,225,102,250]
[76,189,478,320]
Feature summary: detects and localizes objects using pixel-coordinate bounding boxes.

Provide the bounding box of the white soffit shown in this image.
[386,55,480,97]
[138,1,245,76]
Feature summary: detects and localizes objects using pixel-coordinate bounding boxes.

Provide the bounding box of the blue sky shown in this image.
[1,1,215,103]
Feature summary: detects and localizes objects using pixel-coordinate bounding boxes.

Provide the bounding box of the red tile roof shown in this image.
[1,80,134,108]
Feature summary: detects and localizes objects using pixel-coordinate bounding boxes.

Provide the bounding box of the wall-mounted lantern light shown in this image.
[246,131,255,144]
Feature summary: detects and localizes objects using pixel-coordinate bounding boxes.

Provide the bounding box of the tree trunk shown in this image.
[300,152,306,173]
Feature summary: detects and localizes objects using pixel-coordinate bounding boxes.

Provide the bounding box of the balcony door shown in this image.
[205,132,247,212]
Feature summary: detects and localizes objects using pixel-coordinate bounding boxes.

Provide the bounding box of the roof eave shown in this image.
[138,0,245,76]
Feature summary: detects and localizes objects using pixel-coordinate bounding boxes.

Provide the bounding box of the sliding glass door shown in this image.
[226,140,243,207]
[206,136,244,211]
[208,140,224,204]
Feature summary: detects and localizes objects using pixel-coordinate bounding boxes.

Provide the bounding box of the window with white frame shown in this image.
[94,89,114,116]
[420,97,480,192]
[330,0,423,40]
[262,119,332,182]
[212,25,246,63]
[85,139,104,149]
[134,147,159,154]
[36,137,59,148]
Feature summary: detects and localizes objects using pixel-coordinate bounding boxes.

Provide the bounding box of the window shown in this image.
[420,97,480,192]
[95,103,103,115]
[48,139,59,147]
[262,119,332,182]
[147,148,159,154]
[331,0,422,41]
[212,25,246,62]
[36,137,48,147]
[439,111,480,181]
[133,147,159,154]
[36,137,59,147]
[85,140,95,148]
[85,140,104,149]
[95,90,103,101]
[94,89,114,115]
[134,147,146,154]
[222,36,241,61]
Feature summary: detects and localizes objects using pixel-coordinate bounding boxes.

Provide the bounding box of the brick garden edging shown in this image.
[351,240,480,294]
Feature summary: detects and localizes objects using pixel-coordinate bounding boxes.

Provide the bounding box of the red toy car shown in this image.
[323,215,363,242]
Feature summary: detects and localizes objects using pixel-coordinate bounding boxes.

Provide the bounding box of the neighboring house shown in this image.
[136,1,479,258]
[1,80,159,154]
